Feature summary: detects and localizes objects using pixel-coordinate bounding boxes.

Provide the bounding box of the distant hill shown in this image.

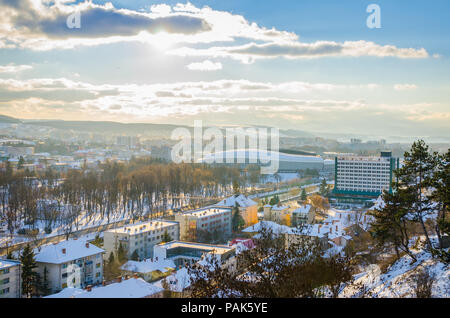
[24,120,192,137]
[0,115,21,124]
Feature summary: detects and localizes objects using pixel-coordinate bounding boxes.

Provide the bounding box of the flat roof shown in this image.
[181,207,231,219]
[106,220,178,235]
[156,241,234,255]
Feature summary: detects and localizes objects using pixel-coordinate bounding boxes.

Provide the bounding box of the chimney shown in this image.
[133,273,139,279]
[62,248,66,254]
[86,285,92,292]
[329,227,332,234]
[85,243,89,248]
[102,280,106,286]
[117,276,122,283]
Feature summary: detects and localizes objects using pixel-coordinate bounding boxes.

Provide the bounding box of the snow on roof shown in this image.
[242,221,291,234]
[153,267,192,293]
[46,278,163,298]
[292,205,311,215]
[181,207,231,218]
[0,259,20,270]
[271,205,289,211]
[35,239,104,264]
[106,220,177,235]
[215,194,257,208]
[121,259,176,274]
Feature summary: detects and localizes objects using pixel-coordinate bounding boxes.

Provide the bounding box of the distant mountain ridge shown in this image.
[1,114,314,139]
[0,114,22,124]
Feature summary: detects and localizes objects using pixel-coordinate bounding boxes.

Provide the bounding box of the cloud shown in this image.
[0,0,431,63]
[169,40,429,63]
[0,64,32,73]
[394,84,418,91]
[186,60,222,71]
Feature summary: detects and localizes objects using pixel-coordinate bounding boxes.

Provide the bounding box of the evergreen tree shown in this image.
[117,242,127,263]
[301,188,307,201]
[18,156,25,170]
[162,230,172,243]
[232,203,245,232]
[319,179,329,196]
[108,251,115,265]
[430,149,450,262]
[130,249,139,261]
[396,140,437,251]
[20,244,38,298]
[369,190,416,261]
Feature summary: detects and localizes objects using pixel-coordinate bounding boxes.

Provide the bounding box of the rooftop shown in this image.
[156,240,234,255]
[35,239,104,264]
[121,259,176,274]
[45,278,163,298]
[215,194,257,208]
[180,207,231,219]
[0,259,21,270]
[106,220,178,235]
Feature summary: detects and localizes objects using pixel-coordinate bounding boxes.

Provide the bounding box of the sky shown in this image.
[0,0,449,138]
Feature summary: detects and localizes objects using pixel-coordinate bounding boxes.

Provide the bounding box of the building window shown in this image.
[62,263,68,269]
[96,263,101,268]
[0,288,9,295]
[96,272,101,278]
[62,273,68,278]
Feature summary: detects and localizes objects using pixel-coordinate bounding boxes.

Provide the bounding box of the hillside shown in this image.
[341,239,449,298]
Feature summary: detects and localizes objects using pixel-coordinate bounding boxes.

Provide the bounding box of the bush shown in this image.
[413,268,435,298]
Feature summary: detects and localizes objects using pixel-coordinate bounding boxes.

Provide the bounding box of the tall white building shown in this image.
[35,239,105,294]
[0,259,21,298]
[333,151,398,201]
[103,220,179,260]
[175,207,232,241]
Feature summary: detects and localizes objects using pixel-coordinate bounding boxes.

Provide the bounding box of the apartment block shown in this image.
[175,207,232,241]
[103,220,179,260]
[35,239,104,294]
[333,151,399,202]
[0,259,21,298]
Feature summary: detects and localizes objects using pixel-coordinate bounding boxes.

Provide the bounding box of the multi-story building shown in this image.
[332,151,399,202]
[0,259,21,298]
[103,220,179,260]
[154,241,236,270]
[291,204,315,226]
[35,239,104,294]
[263,204,291,225]
[175,207,232,241]
[214,194,258,227]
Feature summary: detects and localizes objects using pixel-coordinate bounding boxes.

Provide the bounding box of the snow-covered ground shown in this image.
[341,239,449,298]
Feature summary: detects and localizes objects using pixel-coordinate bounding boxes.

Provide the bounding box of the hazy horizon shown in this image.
[0,0,449,138]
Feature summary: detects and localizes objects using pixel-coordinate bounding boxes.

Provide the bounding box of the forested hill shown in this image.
[0,114,22,124]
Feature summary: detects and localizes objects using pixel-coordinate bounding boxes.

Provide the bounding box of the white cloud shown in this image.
[0,0,431,62]
[186,60,222,71]
[0,64,32,73]
[394,84,418,91]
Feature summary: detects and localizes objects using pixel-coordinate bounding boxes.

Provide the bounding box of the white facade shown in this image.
[103,220,179,260]
[0,259,21,298]
[335,155,395,195]
[35,239,104,294]
[175,207,232,241]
